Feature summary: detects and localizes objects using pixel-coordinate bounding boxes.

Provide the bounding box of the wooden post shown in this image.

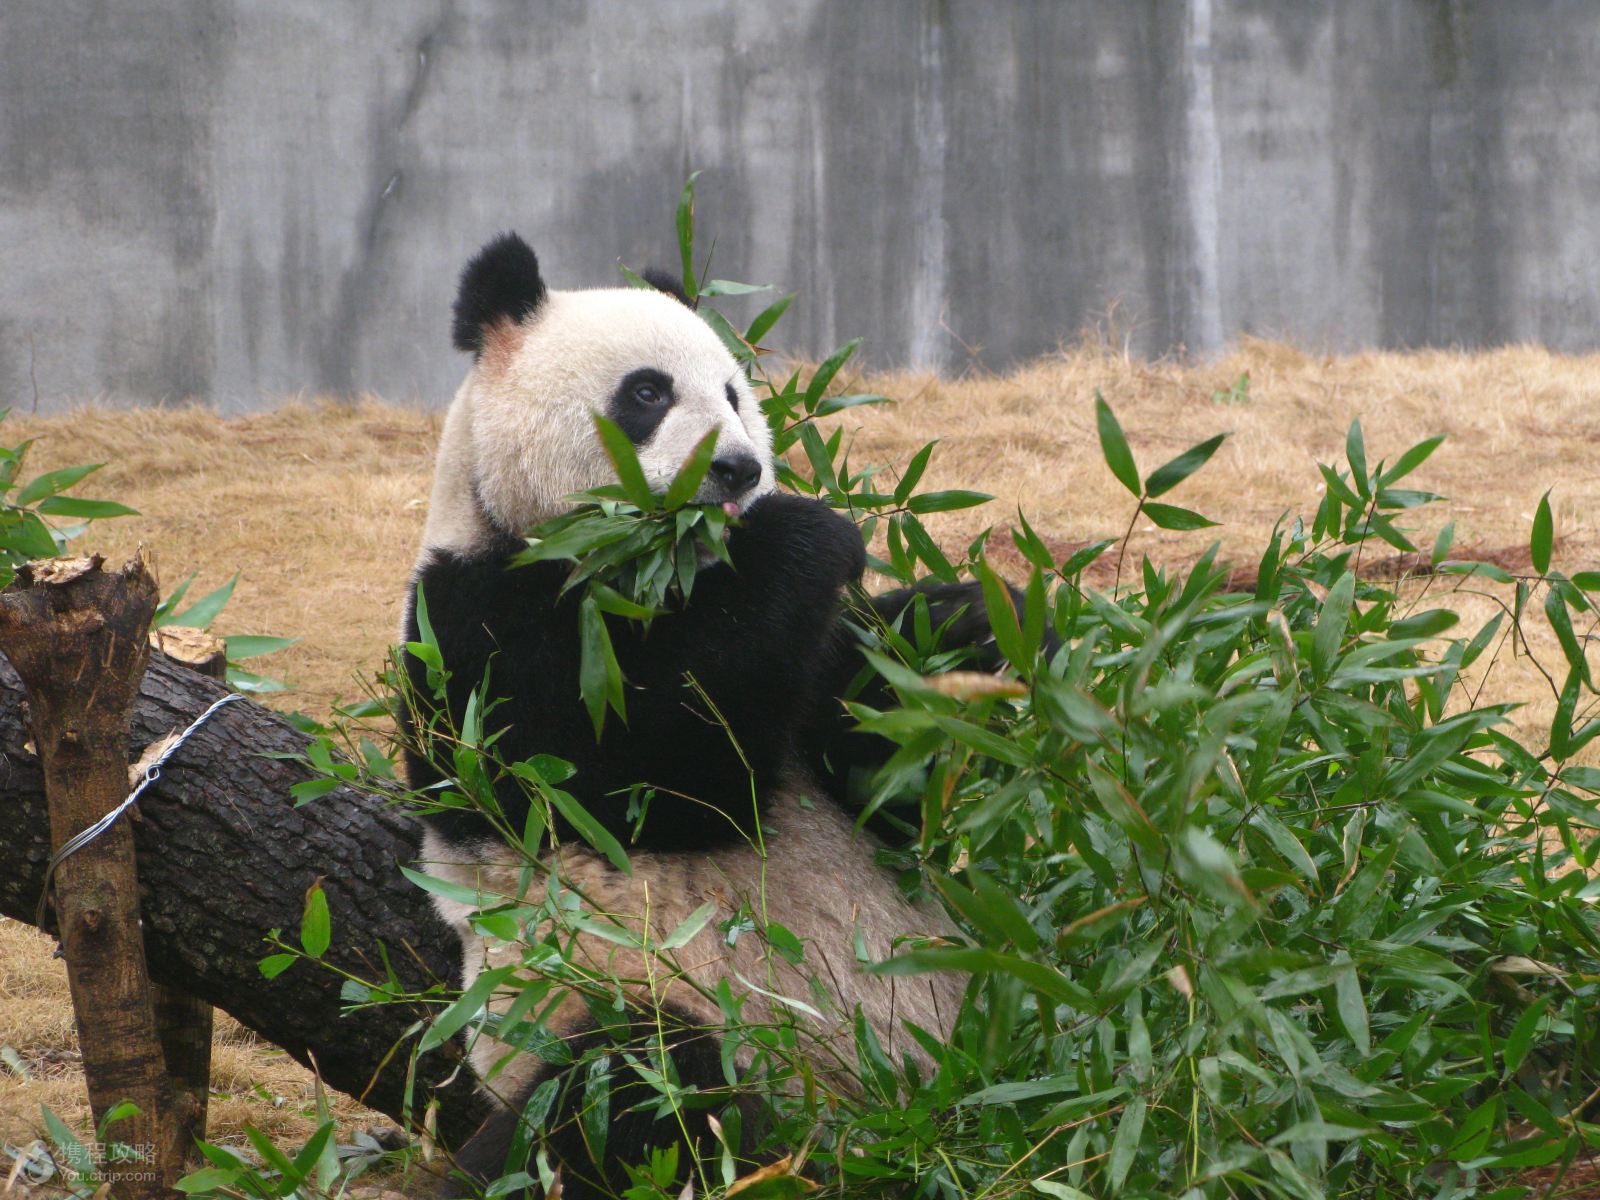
[0,555,183,1198]
[146,626,225,1153]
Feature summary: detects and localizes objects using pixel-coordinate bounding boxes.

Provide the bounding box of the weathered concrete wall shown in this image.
[3,1,1599,411]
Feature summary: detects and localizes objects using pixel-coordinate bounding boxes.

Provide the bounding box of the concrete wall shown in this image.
[4,1,1599,411]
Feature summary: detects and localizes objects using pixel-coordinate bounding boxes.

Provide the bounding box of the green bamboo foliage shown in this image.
[222,180,1598,1200]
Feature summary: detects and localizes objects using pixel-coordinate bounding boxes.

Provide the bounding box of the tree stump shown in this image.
[0,555,182,1197]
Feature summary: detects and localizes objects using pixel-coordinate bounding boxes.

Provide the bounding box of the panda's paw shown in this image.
[735,492,866,584]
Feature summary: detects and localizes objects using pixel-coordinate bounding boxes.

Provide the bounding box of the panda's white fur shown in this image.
[420,288,774,556]
[421,796,960,1101]
[406,236,964,1192]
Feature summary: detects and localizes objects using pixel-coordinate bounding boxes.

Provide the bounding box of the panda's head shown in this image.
[421,233,775,555]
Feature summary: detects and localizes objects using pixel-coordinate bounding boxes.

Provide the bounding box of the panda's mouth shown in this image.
[721,500,742,517]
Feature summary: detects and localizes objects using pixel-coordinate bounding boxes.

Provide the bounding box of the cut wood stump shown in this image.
[0,554,182,1197]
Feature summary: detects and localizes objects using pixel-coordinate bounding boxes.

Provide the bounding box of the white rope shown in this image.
[35,691,246,927]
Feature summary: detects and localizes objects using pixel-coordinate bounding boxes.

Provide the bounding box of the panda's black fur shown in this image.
[404,235,1013,1199]
[639,266,696,309]
[406,492,874,855]
[451,233,549,357]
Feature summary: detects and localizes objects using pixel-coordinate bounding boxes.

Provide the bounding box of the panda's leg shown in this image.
[445,1011,739,1200]
[445,1102,530,1197]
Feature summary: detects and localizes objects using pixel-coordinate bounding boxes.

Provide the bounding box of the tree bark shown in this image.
[0,624,491,1147]
[0,555,182,1198]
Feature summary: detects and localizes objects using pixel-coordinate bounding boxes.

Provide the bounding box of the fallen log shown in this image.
[0,644,491,1146]
[148,623,228,1153]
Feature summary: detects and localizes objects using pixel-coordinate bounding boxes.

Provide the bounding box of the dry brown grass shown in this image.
[0,921,381,1160]
[848,340,1600,758]
[3,340,1599,1157]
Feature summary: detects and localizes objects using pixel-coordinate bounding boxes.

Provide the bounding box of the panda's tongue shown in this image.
[721,501,741,517]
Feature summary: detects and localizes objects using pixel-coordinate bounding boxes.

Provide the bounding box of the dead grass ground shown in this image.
[3,341,1599,1162]
[0,922,384,1162]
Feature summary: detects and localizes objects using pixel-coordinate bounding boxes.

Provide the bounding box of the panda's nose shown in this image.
[710,453,762,496]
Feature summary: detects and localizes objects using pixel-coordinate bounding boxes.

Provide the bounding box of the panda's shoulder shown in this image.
[408,546,567,633]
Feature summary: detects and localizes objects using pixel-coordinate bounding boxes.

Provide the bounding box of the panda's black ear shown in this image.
[641,268,696,310]
[453,233,547,355]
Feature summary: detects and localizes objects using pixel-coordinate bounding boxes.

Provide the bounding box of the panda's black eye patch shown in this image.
[608,368,675,444]
[619,368,672,407]
[724,382,740,412]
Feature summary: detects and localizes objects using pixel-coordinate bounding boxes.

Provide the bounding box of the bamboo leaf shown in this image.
[1377,434,1445,486]
[16,463,100,506]
[593,415,657,511]
[1107,1095,1147,1192]
[1144,433,1228,498]
[258,953,297,980]
[792,423,838,498]
[243,1123,302,1185]
[1502,996,1548,1078]
[419,964,519,1052]
[907,488,992,514]
[579,594,613,737]
[1094,393,1141,496]
[1061,538,1116,577]
[701,307,754,364]
[1433,520,1456,564]
[1362,512,1417,553]
[1544,586,1594,691]
[675,170,701,297]
[1033,1181,1094,1200]
[224,635,297,659]
[547,785,632,875]
[966,865,1039,952]
[1312,571,1355,683]
[870,946,1094,1011]
[900,513,958,583]
[745,293,795,346]
[662,429,721,510]
[895,442,937,505]
[1143,502,1219,531]
[168,574,239,631]
[300,882,331,959]
[1346,418,1370,498]
[35,496,138,518]
[660,901,716,950]
[582,1054,611,1164]
[1334,957,1371,1056]
[975,560,1026,670]
[1530,490,1553,575]
[699,278,774,297]
[802,339,862,409]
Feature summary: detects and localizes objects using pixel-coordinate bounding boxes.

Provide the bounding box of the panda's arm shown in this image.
[596,491,867,809]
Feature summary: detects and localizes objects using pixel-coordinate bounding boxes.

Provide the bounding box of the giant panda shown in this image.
[402,233,1009,1199]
